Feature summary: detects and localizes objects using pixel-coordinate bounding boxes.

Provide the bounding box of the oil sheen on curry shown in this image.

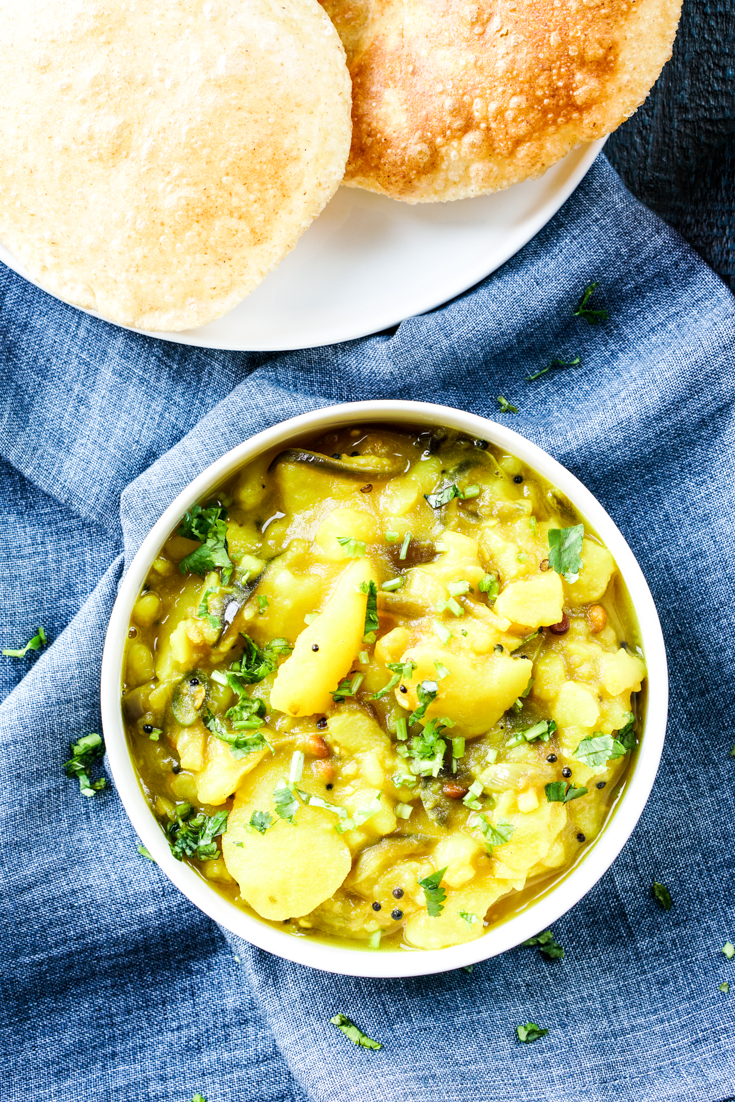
[122,426,646,952]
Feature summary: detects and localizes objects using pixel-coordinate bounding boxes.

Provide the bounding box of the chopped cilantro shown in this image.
[368,930,381,949]
[250,810,273,834]
[434,660,450,680]
[333,672,364,703]
[399,532,412,560]
[473,814,515,852]
[192,1094,207,1102]
[424,485,461,509]
[381,577,403,592]
[522,719,557,743]
[497,395,518,413]
[448,580,471,597]
[479,574,499,599]
[137,844,154,860]
[256,594,269,614]
[720,982,730,994]
[3,625,48,658]
[234,634,291,683]
[545,781,588,803]
[147,727,162,741]
[463,780,484,810]
[516,1023,548,1043]
[63,732,107,797]
[522,929,565,960]
[547,524,584,582]
[330,1014,382,1051]
[389,659,416,680]
[653,881,672,911]
[274,782,299,823]
[573,281,608,324]
[575,733,627,767]
[166,807,228,861]
[418,867,448,917]
[408,679,438,723]
[337,535,367,559]
[526,355,581,382]
[196,587,221,631]
[723,942,735,960]
[202,708,269,759]
[616,712,636,751]
[178,504,233,584]
[359,580,379,640]
[460,910,479,928]
[433,621,452,644]
[372,671,401,700]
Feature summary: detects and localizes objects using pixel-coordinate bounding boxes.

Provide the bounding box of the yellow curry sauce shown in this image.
[122,425,646,952]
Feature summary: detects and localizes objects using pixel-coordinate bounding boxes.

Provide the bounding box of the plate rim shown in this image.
[0,138,606,353]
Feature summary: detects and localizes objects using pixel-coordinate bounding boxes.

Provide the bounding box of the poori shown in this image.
[0,0,351,330]
[321,0,682,201]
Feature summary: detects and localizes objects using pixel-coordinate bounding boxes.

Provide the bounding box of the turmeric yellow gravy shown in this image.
[123,425,646,952]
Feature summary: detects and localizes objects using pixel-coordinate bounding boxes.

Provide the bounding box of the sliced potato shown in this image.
[397,645,532,735]
[564,540,615,605]
[223,789,351,921]
[553,680,600,729]
[270,558,374,716]
[404,879,510,950]
[599,648,646,696]
[494,571,564,630]
[315,507,378,560]
[194,734,270,806]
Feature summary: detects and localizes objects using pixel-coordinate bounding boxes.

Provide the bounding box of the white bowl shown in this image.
[101,400,668,978]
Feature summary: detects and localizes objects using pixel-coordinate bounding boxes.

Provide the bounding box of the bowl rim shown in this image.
[101,399,668,978]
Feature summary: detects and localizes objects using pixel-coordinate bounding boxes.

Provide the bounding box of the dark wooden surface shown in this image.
[606,0,735,289]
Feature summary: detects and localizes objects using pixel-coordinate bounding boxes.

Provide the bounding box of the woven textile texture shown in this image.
[1,156,734,1102]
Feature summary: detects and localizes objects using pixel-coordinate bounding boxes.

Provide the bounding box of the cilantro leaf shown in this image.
[250,810,273,834]
[473,815,515,852]
[407,716,450,777]
[616,712,636,751]
[497,395,518,413]
[137,844,154,860]
[575,733,627,768]
[653,881,672,911]
[196,587,222,631]
[720,982,730,994]
[202,707,270,759]
[545,781,588,803]
[526,355,581,382]
[192,1094,207,1102]
[178,505,233,584]
[418,866,448,917]
[522,929,565,960]
[63,732,107,797]
[372,671,401,700]
[3,625,48,658]
[547,524,584,582]
[234,634,291,683]
[424,484,462,509]
[166,807,228,861]
[573,281,608,324]
[274,782,299,823]
[516,1023,548,1043]
[359,580,379,640]
[330,1014,382,1050]
[460,910,479,928]
[408,679,438,724]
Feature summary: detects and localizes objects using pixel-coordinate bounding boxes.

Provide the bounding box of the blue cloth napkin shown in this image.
[2,155,734,1102]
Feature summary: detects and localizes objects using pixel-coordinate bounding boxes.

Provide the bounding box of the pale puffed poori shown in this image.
[321,0,681,202]
[0,0,352,331]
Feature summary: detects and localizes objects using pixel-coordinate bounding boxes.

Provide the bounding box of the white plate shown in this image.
[0,139,605,352]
